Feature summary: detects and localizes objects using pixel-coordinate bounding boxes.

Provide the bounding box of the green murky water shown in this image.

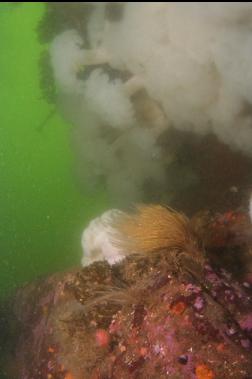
[0,3,109,299]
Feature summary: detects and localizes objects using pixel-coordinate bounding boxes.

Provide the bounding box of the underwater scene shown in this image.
[1,2,252,378]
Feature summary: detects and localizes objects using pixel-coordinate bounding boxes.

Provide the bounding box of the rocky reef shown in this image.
[2,206,252,378]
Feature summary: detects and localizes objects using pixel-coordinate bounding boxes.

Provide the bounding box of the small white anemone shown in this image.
[50,30,86,93]
[50,29,110,94]
[84,69,136,129]
[81,209,125,266]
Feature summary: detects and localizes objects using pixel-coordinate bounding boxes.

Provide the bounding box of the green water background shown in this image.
[0,3,109,299]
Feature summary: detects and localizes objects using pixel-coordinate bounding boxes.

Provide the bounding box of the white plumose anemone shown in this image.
[49,4,252,211]
[81,209,125,266]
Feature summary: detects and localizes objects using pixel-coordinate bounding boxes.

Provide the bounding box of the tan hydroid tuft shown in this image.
[115,205,201,257]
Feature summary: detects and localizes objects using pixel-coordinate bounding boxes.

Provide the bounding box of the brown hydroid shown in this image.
[115,204,201,257]
[83,205,206,311]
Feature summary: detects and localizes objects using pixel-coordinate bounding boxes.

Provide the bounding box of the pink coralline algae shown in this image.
[239,314,252,332]
[193,296,204,311]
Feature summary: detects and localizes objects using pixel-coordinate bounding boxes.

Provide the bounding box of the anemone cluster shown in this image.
[37,3,252,208]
